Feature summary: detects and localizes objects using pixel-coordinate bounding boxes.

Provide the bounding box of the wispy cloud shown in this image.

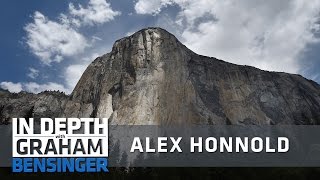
[27,67,39,79]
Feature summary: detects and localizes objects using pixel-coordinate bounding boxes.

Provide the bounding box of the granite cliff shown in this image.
[1,27,320,125]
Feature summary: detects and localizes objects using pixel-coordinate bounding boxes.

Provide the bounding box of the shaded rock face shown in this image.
[0,90,68,124]
[1,27,320,125]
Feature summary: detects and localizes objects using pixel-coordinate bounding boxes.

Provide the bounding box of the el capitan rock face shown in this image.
[1,27,320,125]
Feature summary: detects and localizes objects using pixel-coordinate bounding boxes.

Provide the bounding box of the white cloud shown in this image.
[69,0,121,26]
[0,82,23,93]
[64,51,106,91]
[135,0,320,74]
[24,82,68,94]
[135,0,173,15]
[27,68,39,79]
[24,0,120,65]
[0,81,69,94]
[65,64,88,90]
[25,11,88,65]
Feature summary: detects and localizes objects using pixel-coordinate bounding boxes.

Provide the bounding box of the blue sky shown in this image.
[0,0,319,94]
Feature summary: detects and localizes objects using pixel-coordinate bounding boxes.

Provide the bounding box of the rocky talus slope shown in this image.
[1,28,320,125]
[0,89,68,124]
